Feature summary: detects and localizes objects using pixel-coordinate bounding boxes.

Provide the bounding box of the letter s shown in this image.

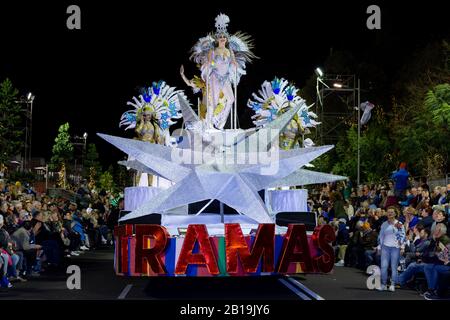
[313,224,336,273]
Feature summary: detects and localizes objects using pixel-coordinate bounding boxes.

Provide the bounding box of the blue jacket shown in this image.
[399,194,414,207]
[392,169,409,191]
[71,213,86,241]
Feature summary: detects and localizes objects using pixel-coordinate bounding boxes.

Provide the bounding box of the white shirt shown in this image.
[379,220,404,248]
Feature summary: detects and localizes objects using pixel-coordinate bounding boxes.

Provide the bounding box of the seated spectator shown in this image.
[423,223,450,299]
[334,218,349,266]
[369,208,386,233]
[345,220,364,267]
[409,187,420,208]
[430,205,447,235]
[403,207,419,234]
[343,200,354,221]
[0,201,8,217]
[0,215,26,284]
[361,222,379,268]
[416,190,430,211]
[24,183,36,197]
[430,186,442,206]
[317,214,329,226]
[62,211,80,256]
[404,225,431,267]
[31,212,62,270]
[437,187,448,205]
[378,187,388,208]
[399,189,415,207]
[5,214,20,235]
[418,207,434,229]
[47,204,71,251]
[11,221,42,277]
[398,232,431,289]
[67,202,89,251]
[82,208,101,249]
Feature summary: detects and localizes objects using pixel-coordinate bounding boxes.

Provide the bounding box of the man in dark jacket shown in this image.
[418,207,434,229]
[404,227,431,266]
[361,222,379,268]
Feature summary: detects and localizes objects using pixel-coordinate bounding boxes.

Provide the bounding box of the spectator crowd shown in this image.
[1,162,449,301]
[308,163,450,300]
[0,180,122,290]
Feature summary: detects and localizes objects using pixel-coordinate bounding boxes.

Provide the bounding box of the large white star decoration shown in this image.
[98,97,346,224]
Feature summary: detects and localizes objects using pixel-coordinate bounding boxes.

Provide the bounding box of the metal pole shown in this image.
[206,70,211,129]
[320,87,324,145]
[29,100,33,170]
[24,102,28,172]
[315,78,319,142]
[234,65,237,129]
[45,164,48,192]
[230,95,234,129]
[357,78,361,186]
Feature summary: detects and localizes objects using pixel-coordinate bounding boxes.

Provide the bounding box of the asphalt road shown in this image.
[0,248,423,300]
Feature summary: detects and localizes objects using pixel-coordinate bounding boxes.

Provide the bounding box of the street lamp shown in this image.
[16,92,35,171]
[315,67,324,78]
[82,132,88,172]
[26,93,35,171]
[357,79,361,186]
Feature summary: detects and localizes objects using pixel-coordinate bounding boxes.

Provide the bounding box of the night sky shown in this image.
[0,1,448,167]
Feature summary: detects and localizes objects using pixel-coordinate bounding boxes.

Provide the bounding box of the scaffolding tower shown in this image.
[315,74,361,184]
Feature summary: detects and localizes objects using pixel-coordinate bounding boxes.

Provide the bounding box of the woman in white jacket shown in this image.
[377,206,406,292]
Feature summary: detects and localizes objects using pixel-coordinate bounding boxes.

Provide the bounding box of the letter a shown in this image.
[66,5,81,30]
[66,265,81,289]
[366,5,381,30]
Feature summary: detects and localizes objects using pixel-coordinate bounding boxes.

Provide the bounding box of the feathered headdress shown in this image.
[247,77,321,148]
[215,13,230,38]
[119,80,186,132]
[189,13,256,85]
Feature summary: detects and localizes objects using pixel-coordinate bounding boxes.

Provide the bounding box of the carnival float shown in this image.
[99,13,347,276]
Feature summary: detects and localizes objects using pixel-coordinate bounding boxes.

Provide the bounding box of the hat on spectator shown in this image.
[338,218,347,224]
[433,205,446,214]
[362,222,371,231]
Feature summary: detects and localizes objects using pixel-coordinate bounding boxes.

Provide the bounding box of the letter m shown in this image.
[225,224,275,274]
